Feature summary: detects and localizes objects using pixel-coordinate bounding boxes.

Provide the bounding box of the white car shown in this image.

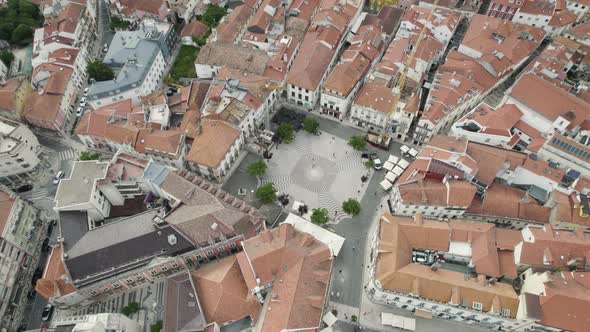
[83,87,89,95]
[53,171,64,185]
[79,97,87,107]
[373,158,383,170]
[76,107,84,117]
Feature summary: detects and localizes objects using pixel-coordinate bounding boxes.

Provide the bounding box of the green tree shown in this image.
[342,198,361,216]
[0,23,14,41]
[193,36,207,46]
[348,135,367,151]
[247,160,267,177]
[121,302,140,317]
[150,320,163,332]
[303,117,320,134]
[310,208,329,225]
[364,159,374,169]
[0,0,42,46]
[351,315,358,322]
[256,183,277,204]
[276,123,294,143]
[80,151,100,161]
[109,16,130,30]
[11,23,33,44]
[201,4,227,27]
[87,60,114,82]
[170,45,198,80]
[0,50,14,67]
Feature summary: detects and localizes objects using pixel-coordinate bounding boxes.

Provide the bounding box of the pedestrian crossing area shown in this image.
[20,188,48,202]
[57,149,78,161]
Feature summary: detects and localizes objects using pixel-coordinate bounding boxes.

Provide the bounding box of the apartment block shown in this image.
[0,189,47,331]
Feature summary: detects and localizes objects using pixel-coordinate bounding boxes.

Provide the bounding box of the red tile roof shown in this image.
[192,256,261,325]
[516,224,590,268]
[324,54,370,96]
[0,191,16,236]
[467,183,551,224]
[353,82,395,113]
[376,214,519,316]
[240,223,333,331]
[509,74,590,129]
[286,25,341,90]
[35,246,77,299]
[181,20,209,38]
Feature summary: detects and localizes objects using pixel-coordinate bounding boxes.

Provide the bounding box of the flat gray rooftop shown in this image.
[55,161,109,209]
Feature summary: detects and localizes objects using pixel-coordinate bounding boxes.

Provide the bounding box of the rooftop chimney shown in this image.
[575,227,585,240]
[414,213,423,225]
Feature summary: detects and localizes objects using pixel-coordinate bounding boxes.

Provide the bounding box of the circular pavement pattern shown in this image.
[291,154,338,193]
[262,132,370,222]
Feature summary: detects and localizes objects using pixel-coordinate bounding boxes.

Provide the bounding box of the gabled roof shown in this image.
[0,190,16,236]
[376,214,519,316]
[509,74,590,129]
[185,120,240,168]
[353,82,395,113]
[323,53,370,96]
[191,256,261,324]
[286,25,341,90]
[240,223,333,331]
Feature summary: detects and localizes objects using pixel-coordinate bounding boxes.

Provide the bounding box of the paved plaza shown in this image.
[262,132,372,222]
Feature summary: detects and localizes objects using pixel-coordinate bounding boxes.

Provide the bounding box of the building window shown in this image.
[472,302,483,311]
[501,308,510,317]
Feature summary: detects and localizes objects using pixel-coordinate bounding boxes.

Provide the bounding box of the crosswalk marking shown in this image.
[57,149,78,161]
[20,188,48,201]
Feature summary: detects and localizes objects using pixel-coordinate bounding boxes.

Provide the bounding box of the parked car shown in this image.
[83,87,89,95]
[41,304,53,322]
[166,87,178,96]
[373,158,383,170]
[42,237,50,252]
[102,43,108,53]
[76,107,84,117]
[79,97,87,107]
[31,267,43,286]
[15,184,33,193]
[53,171,64,185]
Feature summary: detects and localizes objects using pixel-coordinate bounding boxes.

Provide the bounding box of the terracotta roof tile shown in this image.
[353,82,395,113]
[509,74,590,129]
[192,256,261,324]
[324,54,370,96]
[181,20,209,38]
[467,183,551,224]
[376,214,519,316]
[286,25,341,90]
[240,223,332,331]
[186,120,240,168]
[0,191,16,236]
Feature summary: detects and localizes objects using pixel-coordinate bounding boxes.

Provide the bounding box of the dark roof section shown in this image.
[362,6,403,36]
[59,211,90,254]
[524,293,543,321]
[64,210,193,287]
